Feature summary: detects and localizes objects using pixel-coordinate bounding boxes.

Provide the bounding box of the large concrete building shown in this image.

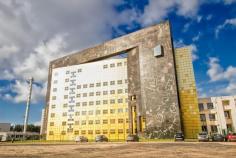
[42,21,201,140]
[198,95,236,134]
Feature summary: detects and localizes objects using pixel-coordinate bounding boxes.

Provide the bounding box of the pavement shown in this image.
[0,142,235,158]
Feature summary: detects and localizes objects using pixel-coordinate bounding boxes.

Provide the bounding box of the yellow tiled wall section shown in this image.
[175,47,201,139]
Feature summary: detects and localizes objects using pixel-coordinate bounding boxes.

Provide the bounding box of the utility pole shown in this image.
[23,77,33,138]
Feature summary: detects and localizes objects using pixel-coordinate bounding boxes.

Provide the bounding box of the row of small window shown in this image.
[75,89,128,97]
[198,103,214,111]
[51,98,128,106]
[53,79,128,86]
[50,118,128,126]
[49,128,129,135]
[200,114,216,121]
[103,61,127,69]
[51,108,128,117]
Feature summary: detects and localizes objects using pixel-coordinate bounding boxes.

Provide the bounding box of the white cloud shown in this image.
[207,57,236,95]
[206,14,213,21]
[215,18,236,38]
[224,0,236,4]
[192,32,201,42]
[140,0,202,26]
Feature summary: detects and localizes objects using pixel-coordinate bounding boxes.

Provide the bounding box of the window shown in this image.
[222,100,230,106]
[95,130,101,134]
[61,131,66,135]
[110,81,115,85]
[201,126,207,132]
[82,102,87,106]
[74,130,79,135]
[211,125,218,133]
[117,89,123,94]
[62,121,66,126]
[51,113,55,118]
[96,92,101,96]
[227,124,232,131]
[76,94,81,98]
[64,95,68,99]
[103,130,108,134]
[117,62,122,67]
[77,85,81,89]
[81,120,86,125]
[96,101,101,105]
[110,119,115,124]
[81,130,86,134]
[88,110,93,115]
[118,108,123,113]
[49,131,54,135]
[62,112,67,117]
[78,68,82,72]
[198,103,204,111]
[207,103,214,109]
[224,111,231,119]
[96,83,101,87]
[88,130,93,134]
[103,100,108,104]
[103,64,108,69]
[52,96,56,100]
[50,122,54,126]
[117,80,122,84]
[118,98,123,103]
[200,114,206,121]
[83,84,87,88]
[75,121,79,125]
[53,88,57,92]
[118,129,123,134]
[63,104,68,108]
[65,78,69,82]
[103,109,108,114]
[96,110,101,115]
[51,104,56,109]
[89,101,94,106]
[103,82,108,86]
[125,98,128,103]
[53,80,58,84]
[95,120,100,124]
[103,119,108,124]
[209,114,216,121]
[89,92,94,96]
[110,90,115,94]
[54,72,58,76]
[110,99,115,104]
[110,129,115,134]
[125,89,128,93]
[88,120,93,125]
[103,91,108,95]
[82,111,87,115]
[110,109,115,114]
[89,83,94,88]
[76,102,80,107]
[66,71,70,74]
[118,119,124,123]
[83,93,87,97]
[110,63,115,68]
[75,112,80,116]
[65,87,69,91]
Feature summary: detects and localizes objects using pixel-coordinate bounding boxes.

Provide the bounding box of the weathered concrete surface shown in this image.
[43,21,181,138]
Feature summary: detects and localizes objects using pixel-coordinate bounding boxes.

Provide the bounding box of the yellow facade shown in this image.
[175,47,201,139]
[46,59,129,141]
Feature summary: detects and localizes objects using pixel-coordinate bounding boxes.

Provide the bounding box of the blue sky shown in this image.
[0,0,236,125]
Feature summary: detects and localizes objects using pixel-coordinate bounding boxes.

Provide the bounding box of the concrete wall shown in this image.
[43,21,182,139]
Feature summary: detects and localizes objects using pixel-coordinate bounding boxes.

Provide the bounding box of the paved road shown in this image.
[0,142,235,158]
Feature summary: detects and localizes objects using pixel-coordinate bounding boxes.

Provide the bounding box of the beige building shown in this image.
[198,95,236,134]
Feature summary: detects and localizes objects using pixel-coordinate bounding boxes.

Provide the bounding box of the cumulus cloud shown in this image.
[207,57,236,95]
[140,0,202,26]
[192,32,201,42]
[215,18,236,38]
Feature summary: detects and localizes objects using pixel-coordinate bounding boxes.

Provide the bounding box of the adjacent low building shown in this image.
[198,96,236,135]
